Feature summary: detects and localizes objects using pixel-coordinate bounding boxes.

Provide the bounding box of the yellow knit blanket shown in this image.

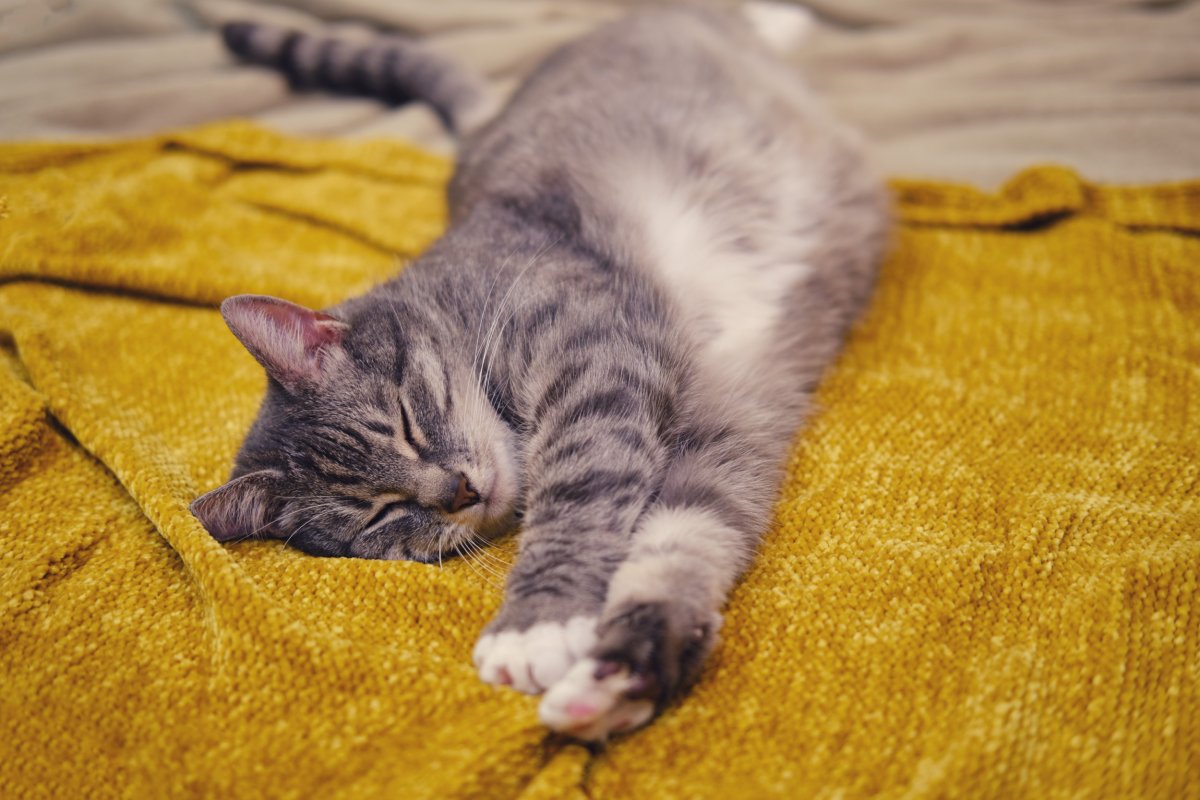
[1,122,1197,798]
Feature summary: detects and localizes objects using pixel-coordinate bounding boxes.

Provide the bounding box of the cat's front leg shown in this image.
[473,355,673,695]
[538,407,784,739]
[537,508,738,738]
[471,518,621,694]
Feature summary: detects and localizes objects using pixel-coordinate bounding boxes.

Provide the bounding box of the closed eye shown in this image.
[398,397,431,450]
[362,419,395,437]
[399,402,418,448]
[398,402,417,448]
[363,501,408,531]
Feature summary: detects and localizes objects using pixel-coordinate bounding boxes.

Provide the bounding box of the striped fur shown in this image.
[221,21,493,132]
[196,6,889,739]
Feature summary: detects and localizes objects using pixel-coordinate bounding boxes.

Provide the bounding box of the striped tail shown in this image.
[221,22,495,134]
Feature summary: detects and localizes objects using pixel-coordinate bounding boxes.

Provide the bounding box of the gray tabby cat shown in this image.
[193,3,889,740]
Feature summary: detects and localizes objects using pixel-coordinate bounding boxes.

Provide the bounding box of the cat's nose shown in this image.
[446,473,481,513]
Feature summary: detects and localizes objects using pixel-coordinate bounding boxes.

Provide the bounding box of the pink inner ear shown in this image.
[252,302,344,350]
[221,295,347,387]
[308,311,346,349]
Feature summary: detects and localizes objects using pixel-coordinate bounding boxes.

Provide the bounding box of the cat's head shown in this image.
[191,294,520,561]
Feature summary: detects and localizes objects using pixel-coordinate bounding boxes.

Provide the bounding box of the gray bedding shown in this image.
[2,0,1198,187]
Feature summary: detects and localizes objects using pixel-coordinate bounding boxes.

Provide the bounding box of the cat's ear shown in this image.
[190,470,281,542]
[220,295,348,390]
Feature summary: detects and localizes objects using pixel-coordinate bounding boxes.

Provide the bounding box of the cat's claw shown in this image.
[473,616,597,694]
[538,658,656,741]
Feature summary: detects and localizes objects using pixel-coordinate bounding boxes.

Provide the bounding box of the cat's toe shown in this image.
[538,600,722,739]
[474,616,597,694]
[538,658,656,741]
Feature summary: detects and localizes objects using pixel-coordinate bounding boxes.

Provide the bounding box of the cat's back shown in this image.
[454,7,800,198]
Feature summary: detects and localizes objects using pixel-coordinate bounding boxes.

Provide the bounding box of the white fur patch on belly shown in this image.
[618,166,811,368]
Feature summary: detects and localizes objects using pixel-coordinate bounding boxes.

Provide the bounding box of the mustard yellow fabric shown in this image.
[1,122,1197,798]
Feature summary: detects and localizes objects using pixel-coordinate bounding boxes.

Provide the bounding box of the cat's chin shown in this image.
[476,509,519,542]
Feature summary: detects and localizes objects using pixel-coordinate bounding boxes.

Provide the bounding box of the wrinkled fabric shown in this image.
[2,0,1199,186]
[0,123,1197,798]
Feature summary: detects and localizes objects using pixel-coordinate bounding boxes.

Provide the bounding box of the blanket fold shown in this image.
[0,123,1196,799]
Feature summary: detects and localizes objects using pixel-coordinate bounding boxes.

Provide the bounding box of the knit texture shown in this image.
[0,122,1196,798]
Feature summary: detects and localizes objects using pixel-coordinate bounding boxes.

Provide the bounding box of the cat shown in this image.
[193,3,889,741]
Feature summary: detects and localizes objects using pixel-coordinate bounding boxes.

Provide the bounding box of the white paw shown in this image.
[538,658,656,741]
[473,616,597,695]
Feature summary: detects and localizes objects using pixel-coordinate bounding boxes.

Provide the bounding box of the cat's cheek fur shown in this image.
[473,617,597,694]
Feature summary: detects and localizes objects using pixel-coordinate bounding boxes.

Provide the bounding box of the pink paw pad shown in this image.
[565,701,598,720]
